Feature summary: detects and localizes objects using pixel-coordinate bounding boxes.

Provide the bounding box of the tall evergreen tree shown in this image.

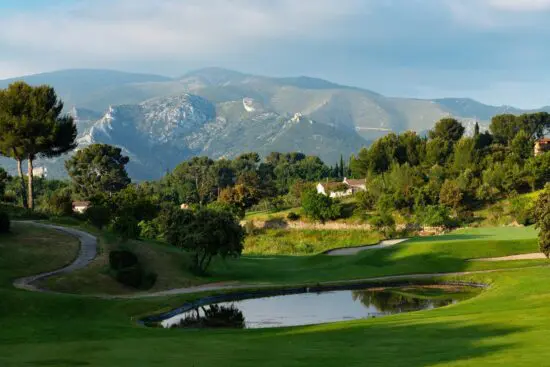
[0,82,76,209]
[340,154,345,178]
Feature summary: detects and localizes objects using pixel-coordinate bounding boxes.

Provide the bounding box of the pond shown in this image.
[155,284,479,329]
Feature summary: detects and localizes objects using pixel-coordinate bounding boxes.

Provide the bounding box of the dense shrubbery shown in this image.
[287,212,300,221]
[415,205,453,228]
[85,205,111,229]
[0,211,10,233]
[301,190,342,223]
[108,250,156,289]
[46,189,74,217]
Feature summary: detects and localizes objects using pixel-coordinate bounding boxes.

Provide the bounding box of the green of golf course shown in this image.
[1,222,549,366]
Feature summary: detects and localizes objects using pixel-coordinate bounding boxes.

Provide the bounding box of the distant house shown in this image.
[535,138,550,156]
[72,201,91,214]
[317,177,366,198]
[26,166,48,178]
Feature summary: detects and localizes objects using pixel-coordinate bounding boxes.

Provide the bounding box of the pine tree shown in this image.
[340,155,345,178]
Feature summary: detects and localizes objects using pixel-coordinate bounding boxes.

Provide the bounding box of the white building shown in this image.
[317,177,366,198]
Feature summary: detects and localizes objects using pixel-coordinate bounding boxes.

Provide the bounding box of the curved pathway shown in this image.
[10,222,548,299]
[325,238,409,256]
[12,222,98,292]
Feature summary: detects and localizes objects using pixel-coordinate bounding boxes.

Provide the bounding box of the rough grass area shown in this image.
[36,228,206,295]
[244,229,382,255]
[0,222,79,286]
[2,224,550,366]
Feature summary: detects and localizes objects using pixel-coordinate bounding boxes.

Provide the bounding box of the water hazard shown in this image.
[157,285,478,329]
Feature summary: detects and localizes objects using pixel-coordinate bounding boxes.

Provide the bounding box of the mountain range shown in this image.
[0,68,548,180]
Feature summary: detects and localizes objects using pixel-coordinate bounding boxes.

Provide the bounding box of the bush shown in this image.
[301,190,342,223]
[110,214,139,241]
[207,201,245,220]
[368,212,396,237]
[108,250,156,289]
[415,205,452,227]
[0,211,10,233]
[46,189,73,217]
[109,250,138,270]
[287,212,300,221]
[85,205,111,229]
[509,196,535,226]
[355,191,376,211]
[138,220,161,240]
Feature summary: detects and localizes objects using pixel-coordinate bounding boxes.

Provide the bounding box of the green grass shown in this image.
[36,226,207,295]
[2,224,550,366]
[244,229,382,255]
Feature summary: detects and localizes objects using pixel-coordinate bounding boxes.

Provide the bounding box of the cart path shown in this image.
[11,222,548,299]
[12,221,97,292]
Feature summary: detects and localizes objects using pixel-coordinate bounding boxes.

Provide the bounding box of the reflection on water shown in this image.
[352,289,454,313]
[163,286,472,329]
[170,304,245,329]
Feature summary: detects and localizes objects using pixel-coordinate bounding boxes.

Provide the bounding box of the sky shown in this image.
[1,0,550,108]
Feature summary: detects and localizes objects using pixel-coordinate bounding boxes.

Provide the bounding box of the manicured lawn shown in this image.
[1,224,550,366]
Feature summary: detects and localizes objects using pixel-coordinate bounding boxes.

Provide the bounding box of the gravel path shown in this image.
[325,239,409,256]
[12,222,98,292]
[468,253,547,262]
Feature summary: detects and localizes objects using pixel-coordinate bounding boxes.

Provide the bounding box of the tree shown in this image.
[452,138,477,172]
[65,144,130,200]
[339,154,345,178]
[219,184,260,211]
[429,118,465,143]
[534,184,550,257]
[510,130,533,162]
[301,190,342,223]
[0,82,76,209]
[164,208,245,273]
[425,138,452,166]
[0,167,8,199]
[490,114,518,144]
[439,179,463,211]
[169,157,217,206]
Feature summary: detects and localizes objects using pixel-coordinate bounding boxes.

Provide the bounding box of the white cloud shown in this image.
[0,0,368,62]
[487,0,550,11]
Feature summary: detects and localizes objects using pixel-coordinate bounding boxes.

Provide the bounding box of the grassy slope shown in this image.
[1,224,550,366]
[244,229,382,255]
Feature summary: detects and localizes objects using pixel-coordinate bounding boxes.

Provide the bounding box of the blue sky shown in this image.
[1,0,550,108]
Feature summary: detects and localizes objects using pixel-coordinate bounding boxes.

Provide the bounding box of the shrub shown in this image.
[415,205,452,228]
[355,191,376,211]
[487,204,505,225]
[301,190,342,223]
[109,250,138,270]
[47,189,73,217]
[0,211,10,233]
[138,220,161,240]
[369,212,396,237]
[108,250,156,289]
[110,215,139,241]
[85,205,111,229]
[287,212,300,221]
[509,196,535,226]
[207,201,245,220]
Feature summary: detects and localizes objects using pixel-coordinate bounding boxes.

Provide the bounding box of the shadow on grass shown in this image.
[252,318,524,367]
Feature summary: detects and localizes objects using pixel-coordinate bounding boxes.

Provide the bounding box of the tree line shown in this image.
[1,82,550,267]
